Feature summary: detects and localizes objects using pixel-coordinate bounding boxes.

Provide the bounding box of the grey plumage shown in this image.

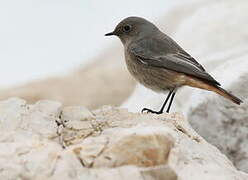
[129,39,220,86]
[105,16,242,114]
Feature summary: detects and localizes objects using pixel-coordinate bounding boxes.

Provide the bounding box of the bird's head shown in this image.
[105,16,159,45]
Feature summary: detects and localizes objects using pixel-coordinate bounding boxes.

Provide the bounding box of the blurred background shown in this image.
[0,0,186,109]
[0,0,248,173]
[0,0,184,86]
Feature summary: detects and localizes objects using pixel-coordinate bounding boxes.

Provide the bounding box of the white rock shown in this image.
[0,98,247,179]
[62,106,94,121]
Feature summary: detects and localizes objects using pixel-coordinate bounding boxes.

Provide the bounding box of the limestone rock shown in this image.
[0,98,247,180]
[170,0,248,173]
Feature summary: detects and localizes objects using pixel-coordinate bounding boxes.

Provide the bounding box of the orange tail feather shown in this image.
[185,76,243,105]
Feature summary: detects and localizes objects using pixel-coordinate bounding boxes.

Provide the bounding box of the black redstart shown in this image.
[105,16,243,114]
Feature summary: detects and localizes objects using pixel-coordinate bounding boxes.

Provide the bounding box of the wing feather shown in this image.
[130,47,220,86]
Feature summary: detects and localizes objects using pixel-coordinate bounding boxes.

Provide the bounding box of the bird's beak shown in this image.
[105,31,115,36]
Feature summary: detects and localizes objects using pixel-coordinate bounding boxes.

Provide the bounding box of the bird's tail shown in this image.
[185,76,243,105]
[212,86,242,105]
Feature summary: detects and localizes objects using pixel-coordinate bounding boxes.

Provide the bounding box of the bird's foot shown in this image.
[141,108,163,114]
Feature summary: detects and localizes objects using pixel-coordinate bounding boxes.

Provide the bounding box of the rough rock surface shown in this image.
[172,0,248,172]
[0,98,247,180]
[189,71,248,172]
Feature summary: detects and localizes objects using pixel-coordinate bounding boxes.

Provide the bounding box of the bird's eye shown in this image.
[123,24,131,32]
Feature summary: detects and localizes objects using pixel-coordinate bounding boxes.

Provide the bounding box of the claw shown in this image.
[141,108,163,114]
[141,108,150,113]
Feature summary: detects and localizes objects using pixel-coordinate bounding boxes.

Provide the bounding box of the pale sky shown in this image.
[0,0,185,87]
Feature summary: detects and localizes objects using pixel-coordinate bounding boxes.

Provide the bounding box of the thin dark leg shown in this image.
[157,91,173,113]
[166,92,176,113]
[142,90,173,114]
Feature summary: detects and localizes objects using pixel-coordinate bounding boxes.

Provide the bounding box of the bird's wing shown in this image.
[175,52,206,72]
[130,45,220,86]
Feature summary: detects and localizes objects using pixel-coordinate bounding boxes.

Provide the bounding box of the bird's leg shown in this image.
[166,92,176,113]
[142,91,173,114]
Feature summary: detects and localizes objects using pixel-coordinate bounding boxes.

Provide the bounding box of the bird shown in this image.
[105,16,243,114]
